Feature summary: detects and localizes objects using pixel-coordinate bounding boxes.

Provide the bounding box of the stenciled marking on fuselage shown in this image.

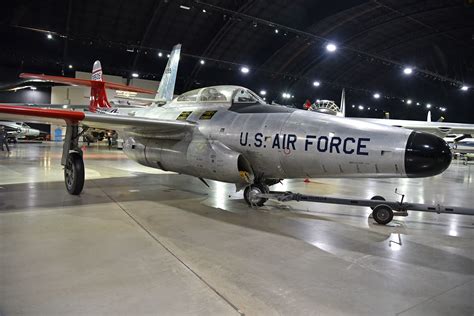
[239,132,370,155]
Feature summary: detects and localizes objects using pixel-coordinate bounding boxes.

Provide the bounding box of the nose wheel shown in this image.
[64,152,85,195]
[244,183,269,206]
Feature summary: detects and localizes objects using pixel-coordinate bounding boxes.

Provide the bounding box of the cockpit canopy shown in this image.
[175,85,265,105]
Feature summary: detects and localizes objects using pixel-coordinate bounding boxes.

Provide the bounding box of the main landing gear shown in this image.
[62,124,86,195]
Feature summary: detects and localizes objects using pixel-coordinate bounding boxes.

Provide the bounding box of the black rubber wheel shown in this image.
[370,195,386,210]
[372,204,394,225]
[64,152,85,195]
[244,183,269,206]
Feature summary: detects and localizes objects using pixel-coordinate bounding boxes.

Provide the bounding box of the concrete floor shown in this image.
[1,142,473,315]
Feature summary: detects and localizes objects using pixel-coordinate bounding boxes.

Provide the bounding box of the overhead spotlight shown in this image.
[461,85,469,91]
[291,95,294,98]
[358,105,364,110]
[68,64,73,69]
[132,73,139,78]
[440,107,446,112]
[200,59,205,65]
[263,97,266,101]
[352,105,355,108]
[202,9,206,13]
[240,66,249,74]
[179,5,191,10]
[46,33,53,39]
[167,54,170,58]
[368,107,371,110]
[416,102,420,105]
[373,93,380,99]
[259,90,266,95]
[313,81,320,87]
[30,86,37,90]
[326,43,337,52]
[158,52,163,57]
[274,29,279,34]
[426,103,432,109]
[406,99,412,104]
[403,67,413,75]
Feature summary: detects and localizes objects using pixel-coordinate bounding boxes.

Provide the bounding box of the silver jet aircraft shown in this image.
[0,121,41,140]
[0,44,452,206]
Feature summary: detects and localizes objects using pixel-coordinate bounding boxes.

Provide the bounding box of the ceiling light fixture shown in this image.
[240,66,249,74]
[313,81,320,87]
[326,43,337,52]
[461,85,469,91]
[132,73,139,78]
[260,90,266,95]
[200,59,205,65]
[406,99,412,104]
[179,5,191,10]
[373,93,380,99]
[403,67,413,75]
[46,33,53,39]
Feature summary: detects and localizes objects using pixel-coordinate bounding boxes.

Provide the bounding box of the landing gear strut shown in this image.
[62,124,86,195]
[244,183,269,206]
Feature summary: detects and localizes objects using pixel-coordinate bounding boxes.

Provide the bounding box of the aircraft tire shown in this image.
[370,195,386,210]
[372,204,393,225]
[64,152,85,195]
[244,184,269,206]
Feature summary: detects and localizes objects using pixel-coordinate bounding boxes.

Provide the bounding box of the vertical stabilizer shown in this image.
[156,44,181,102]
[91,61,103,81]
[89,60,110,112]
[339,89,346,117]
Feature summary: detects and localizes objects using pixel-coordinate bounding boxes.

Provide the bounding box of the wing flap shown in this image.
[82,113,195,136]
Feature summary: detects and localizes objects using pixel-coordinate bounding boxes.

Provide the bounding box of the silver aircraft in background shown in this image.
[0,121,41,141]
[307,90,474,137]
[0,44,452,207]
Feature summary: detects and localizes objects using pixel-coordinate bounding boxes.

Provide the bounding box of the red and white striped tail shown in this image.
[89,60,110,112]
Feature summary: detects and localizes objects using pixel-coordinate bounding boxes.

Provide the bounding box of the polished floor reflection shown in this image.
[1,142,473,315]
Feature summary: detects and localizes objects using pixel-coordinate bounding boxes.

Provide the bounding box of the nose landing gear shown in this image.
[244,183,269,206]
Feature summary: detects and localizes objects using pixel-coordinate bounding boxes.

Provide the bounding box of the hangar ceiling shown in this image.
[1,0,473,122]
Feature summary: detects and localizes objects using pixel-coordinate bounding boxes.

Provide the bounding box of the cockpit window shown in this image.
[177,89,200,102]
[175,86,265,105]
[233,89,258,104]
[200,87,227,102]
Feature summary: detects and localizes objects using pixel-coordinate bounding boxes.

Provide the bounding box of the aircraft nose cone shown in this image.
[405,131,452,177]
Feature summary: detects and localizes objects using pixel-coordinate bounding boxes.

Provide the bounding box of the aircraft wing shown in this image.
[0,105,195,138]
[361,118,474,136]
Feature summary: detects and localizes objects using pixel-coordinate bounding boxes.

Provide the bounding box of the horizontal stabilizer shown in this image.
[19,73,155,94]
